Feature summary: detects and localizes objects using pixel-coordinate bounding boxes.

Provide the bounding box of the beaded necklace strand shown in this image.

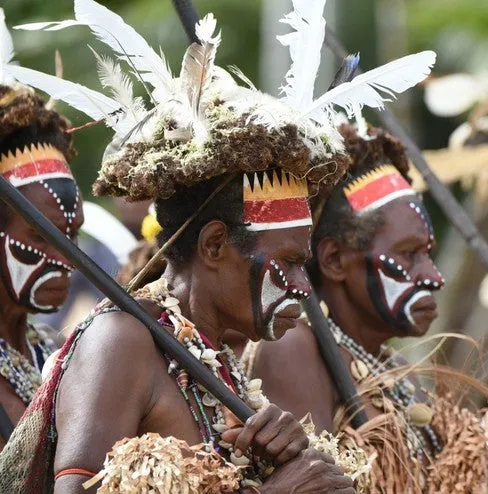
[328,318,442,461]
[0,324,55,404]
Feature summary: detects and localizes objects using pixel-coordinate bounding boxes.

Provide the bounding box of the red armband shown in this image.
[54,468,97,481]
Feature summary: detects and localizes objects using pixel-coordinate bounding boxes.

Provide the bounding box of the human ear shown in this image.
[316,237,347,282]
[197,220,229,268]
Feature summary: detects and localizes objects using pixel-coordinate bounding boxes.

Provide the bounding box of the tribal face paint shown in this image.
[0,143,81,313]
[364,199,444,333]
[249,254,310,341]
[365,252,443,332]
[0,231,75,313]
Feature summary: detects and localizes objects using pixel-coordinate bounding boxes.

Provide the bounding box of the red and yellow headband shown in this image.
[243,170,312,231]
[0,143,72,187]
[343,164,415,213]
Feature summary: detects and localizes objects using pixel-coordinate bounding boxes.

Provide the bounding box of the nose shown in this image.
[411,255,445,291]
[287,266,312,299]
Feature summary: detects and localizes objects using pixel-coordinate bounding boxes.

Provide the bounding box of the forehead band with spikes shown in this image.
[343,164,415,213]
[0,143,73,188]
[243,169,312,231]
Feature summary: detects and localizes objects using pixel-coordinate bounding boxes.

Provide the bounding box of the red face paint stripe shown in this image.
[3,159,72,183]
[243,197,312,225]
[346,172,412,212]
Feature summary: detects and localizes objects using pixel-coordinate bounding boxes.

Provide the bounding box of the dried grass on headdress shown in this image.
[83,434,242,494]
[93,112,351,201]
[0,84,75,161]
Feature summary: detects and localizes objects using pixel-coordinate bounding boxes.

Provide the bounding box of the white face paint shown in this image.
[4,235,45,299]
[29,271,63,312]
[259,260,306,340]
[0,233,72,312]
[265,298,299,341]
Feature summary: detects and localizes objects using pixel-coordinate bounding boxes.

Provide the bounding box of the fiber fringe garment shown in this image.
[0,328,79,493]
[242,340,488,493]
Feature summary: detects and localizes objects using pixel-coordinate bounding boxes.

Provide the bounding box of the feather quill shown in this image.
[179,14,221,142]
[0,8,15,84]
[301,51,437,120]
[277,0,327,109]
[4,64,121,122]
[180,14,221,112]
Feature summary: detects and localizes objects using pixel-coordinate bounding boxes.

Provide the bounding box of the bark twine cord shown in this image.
[324,26,488,270]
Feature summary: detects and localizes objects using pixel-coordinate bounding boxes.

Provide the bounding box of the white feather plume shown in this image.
[73,0,173,97]
[0,8,15,84]
[4,64,121,122]
[90,49,148,135]
[176,14,221,142]
[16,0,174,100]
[301,50,437,120]
[277,0,326,109]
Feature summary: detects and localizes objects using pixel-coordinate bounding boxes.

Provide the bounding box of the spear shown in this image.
[0,175,254,423]
[170,0,369,429]
[0,405,14,442]
[324,27,488,270]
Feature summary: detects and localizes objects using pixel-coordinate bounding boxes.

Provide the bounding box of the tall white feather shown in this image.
[73,0,173,97]
[301,51,437,120]
[277,0,326,109]
[4,64,121,122]
[15,0,174,99]
[0,8,15,84]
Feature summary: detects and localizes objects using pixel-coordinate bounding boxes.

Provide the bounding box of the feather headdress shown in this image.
[8,0,436,201]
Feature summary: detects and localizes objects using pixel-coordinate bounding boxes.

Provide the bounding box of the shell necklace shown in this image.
[0,324,55,404]
[328,318,441,460]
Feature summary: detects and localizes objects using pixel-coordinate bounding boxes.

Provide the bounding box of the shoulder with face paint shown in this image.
[251,319,338,432]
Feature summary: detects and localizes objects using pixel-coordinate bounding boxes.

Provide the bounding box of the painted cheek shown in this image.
[287,265,311,298]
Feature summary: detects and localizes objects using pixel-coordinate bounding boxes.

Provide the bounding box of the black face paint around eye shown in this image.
[0,232,74,313]
[365,253,438,333]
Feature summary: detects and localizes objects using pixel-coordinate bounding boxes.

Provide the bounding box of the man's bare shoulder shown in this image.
[258,320,321,366]
[74,300,162,356]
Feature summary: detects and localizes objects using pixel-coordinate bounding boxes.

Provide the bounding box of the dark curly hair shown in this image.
[309,124,411,286]
[0,85,76,228]
[155,172,261,265]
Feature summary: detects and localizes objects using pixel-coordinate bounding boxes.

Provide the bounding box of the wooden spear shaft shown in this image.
[0,176,254,423]
[0,405,14,442]
[171,0,369,429]
[324,26,488,270]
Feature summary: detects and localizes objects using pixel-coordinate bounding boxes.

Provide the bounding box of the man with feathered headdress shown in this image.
[0,1,436,492]
[0,9,83,447]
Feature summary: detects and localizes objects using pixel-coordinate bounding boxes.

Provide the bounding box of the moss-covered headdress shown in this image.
[8,0,436,207]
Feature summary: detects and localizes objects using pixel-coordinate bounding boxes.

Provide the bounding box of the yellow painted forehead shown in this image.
[243,169,309,202]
